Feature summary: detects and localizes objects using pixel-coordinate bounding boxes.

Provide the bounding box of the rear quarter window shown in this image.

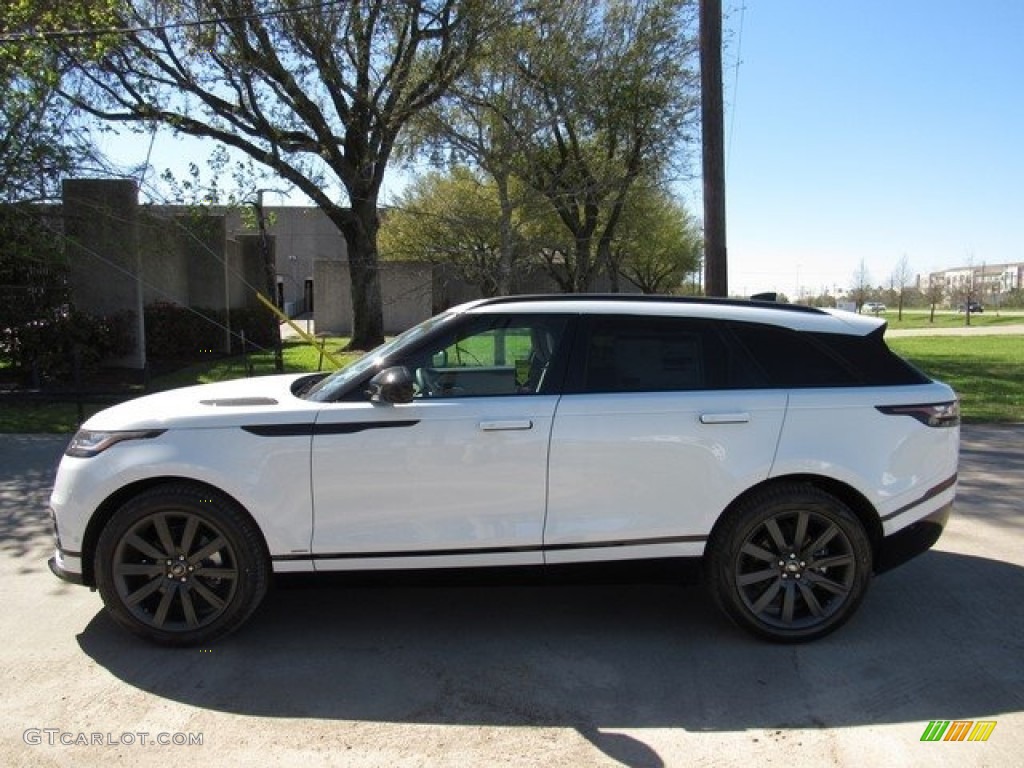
[726,322,860,388]
[727,322,929,388]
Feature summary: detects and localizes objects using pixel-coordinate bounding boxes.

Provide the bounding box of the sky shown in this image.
[714,0,1024,299]
[103,1,1024,300]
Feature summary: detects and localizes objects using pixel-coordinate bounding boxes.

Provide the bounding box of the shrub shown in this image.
[144,302,277,360]
[0,309,135,385]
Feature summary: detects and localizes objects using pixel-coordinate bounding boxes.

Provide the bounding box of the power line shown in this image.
[726,1,747,177]
[0,1,344,44]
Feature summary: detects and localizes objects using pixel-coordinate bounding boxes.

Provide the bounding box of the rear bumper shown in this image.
[875,502,952,573]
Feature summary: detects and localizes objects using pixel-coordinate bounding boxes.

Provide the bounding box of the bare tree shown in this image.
[851,259,871,312]
[925,274,945,323]
[891,254,914,321]
[57,1,498,348]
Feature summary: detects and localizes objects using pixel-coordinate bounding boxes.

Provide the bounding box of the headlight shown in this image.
[65,429,165,458]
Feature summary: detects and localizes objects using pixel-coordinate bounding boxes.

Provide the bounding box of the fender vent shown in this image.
[200,397,279,407]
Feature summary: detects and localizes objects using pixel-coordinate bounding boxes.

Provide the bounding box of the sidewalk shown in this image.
[887,322,1024,337]
[279,314,315,340]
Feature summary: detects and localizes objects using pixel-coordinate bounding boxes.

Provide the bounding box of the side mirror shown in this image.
[367,366,415,405]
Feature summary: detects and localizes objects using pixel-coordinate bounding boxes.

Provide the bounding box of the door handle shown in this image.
[699,412,750,425]
[479,420,534,431]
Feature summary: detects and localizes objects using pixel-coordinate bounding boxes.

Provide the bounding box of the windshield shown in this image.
[302,311,457,402]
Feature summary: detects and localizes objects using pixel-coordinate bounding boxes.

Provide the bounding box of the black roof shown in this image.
[473,293,828,316]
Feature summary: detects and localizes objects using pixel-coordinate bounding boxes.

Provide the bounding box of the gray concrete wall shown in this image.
[314,261,434,336]
[313,260,351,334]
[235,235,274,310]
[382,262,433,333]
[183,215,229,308]
[63,179,145,368]
[138,211,188,306]
[225,206,347,312]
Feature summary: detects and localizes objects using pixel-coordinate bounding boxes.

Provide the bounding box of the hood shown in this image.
[82,373,322,431]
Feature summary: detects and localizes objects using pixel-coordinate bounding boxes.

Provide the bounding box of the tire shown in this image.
[706,483,873,642]
[94,483,270,646]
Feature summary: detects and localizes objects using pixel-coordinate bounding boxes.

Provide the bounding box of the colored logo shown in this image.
[920,720,997,742]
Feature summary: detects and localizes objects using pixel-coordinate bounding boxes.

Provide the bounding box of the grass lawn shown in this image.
[888,335,1024,423]
[148,336,360,392]
[878,309,1024,331]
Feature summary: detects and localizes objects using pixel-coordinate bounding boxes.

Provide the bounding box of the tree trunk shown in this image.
[572,236,592,293]
[495,173,514,296]
[337,201,385,350]
[598,237,619,292]
[254,197,284,372]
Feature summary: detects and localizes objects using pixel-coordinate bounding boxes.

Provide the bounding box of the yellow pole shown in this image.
[254,292,345,370]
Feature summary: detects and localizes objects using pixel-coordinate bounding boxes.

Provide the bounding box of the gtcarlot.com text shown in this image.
[24,729,203,747]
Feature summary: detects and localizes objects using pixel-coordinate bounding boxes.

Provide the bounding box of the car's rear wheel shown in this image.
[706,483,872,642]
[95,483,269,646]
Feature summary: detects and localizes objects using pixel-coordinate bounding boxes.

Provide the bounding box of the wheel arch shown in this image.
[80,477,270,588]
[710,474,883,563]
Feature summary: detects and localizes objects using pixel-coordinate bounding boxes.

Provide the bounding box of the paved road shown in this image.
[1,427,1021,767]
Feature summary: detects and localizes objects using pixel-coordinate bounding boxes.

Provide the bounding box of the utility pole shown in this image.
[700,0,727,296]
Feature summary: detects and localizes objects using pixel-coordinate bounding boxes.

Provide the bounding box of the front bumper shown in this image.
[48,549,86,586]
[875,502,952,573]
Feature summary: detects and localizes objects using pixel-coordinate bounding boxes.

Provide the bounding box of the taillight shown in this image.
[876,401,960,427]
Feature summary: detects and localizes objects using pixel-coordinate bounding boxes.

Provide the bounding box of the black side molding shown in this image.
[242,420,420,438]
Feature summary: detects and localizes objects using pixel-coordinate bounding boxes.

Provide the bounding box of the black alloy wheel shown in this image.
[95,484,269,646]
[707,484,873,642]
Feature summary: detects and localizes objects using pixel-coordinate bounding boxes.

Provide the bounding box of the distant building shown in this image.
[928,262,1023,304]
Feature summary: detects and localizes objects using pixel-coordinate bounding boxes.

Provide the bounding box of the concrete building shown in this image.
[928,262,1023,306]
[56,179,642,352]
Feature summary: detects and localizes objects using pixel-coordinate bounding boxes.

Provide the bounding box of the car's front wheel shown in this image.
[94,483,269,646]
[706,483,873,642]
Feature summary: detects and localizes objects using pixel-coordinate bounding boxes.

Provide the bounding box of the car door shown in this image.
[310,313,572,569]
[544,314,787,563]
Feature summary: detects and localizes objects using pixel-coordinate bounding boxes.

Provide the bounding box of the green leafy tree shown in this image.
[57,0,502,349]
[407,0,699,293]
[613,185,701,294]
[380,167,535,296]
[0,206,67,331]
[503,0,698,291]
[1,1,118,202]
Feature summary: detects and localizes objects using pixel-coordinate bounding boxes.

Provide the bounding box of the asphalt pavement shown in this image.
[0,426,1021,767]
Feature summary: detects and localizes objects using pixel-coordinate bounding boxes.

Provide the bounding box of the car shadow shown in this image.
[0,434,66,560]
[77,549,1024,737]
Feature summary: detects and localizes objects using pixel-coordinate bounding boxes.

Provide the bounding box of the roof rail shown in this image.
[472,293,827,315]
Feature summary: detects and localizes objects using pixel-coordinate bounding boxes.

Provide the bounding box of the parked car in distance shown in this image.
[957,302,984,313]
[49,295,960,646]
[863,302,886,314]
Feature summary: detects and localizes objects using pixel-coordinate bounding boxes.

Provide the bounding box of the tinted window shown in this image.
[808,330,930,385]
[578,316,764,393]
[727,322,861,387]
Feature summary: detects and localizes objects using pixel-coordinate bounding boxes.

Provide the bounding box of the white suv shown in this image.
[49,296,959,645]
